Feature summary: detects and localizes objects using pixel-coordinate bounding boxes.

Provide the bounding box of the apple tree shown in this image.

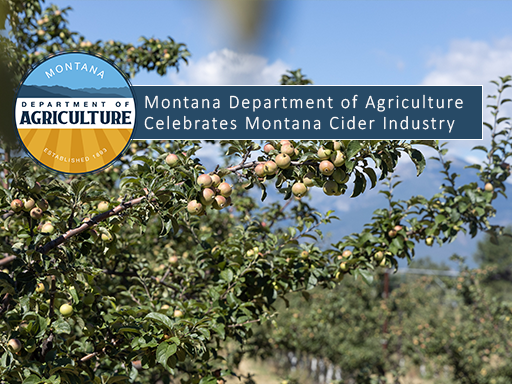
[252,259,512,384]
[1,1,512,384]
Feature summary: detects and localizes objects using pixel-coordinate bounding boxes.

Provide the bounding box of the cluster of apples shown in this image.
[159,304,183,318]
[10,182,54,234]
[257,139,296,174]
[35,282,82,312]
[96,201,117,242]
[336,249,353,276]
[255,140,310,198]
[6,299,76,354]
[314,142,350,196]
[75,201,118,244]
[334,248,390,281]
[166,154,233,215]
[256,140,350,197]
[187,173,233,215]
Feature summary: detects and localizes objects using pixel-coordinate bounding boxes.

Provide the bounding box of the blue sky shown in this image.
[51,0,512,161]
[24,52,129,89]
[47,0,512,267]
[52,1,512,86]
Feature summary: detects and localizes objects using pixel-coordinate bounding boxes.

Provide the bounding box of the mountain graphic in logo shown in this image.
[18,85,133,98]
[14,52,136,174]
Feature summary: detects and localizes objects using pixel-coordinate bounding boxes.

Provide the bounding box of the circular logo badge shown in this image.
[14,52,136,174]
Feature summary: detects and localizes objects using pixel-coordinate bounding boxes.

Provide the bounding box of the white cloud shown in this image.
[421,38,512,167]
[170,49,289,85]
[423,38,512,87]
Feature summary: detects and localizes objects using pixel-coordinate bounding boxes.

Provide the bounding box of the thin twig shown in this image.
[238,147,252,166]
[226,160,317,173]
[139,276,155,309]
[2,150,9,189]
[103,269,138,277]
[49,276,56,318]
[268,198,294,228]
[80,352,99,362]
[151,276,180,292]
[0,293,11,318]
[129,290,142,306]
[1,211,14,220]
[161,268,172,282]
[226,318,261,328]
[0,256,17,266]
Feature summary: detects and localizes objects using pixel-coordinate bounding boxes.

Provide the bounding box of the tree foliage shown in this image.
[254,260,512,384]
[473,227,512,299]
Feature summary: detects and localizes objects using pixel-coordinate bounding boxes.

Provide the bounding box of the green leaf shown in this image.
[351,172,366,198]
[358,269,374,285]
[36,314,48,338]
[69,287,79,305]
[212,323,225,339]
[344,159,355,173]
[0,349,9,367]
[217,168,230,177]
[170,216,180,234]
[260,183,267,202]
[156,342,177,367]
[220,269,234,283]
[198,376,217,384]
[407,149,426,176]
[53,319,71,334]
[410,140,437,148]
[346,141,362,159]
[488,231,499,245]
[145,312,174,332]
[23,375,41,384]
[435,214,446,224]
[362,168,377,189]
[472,145,488,152]
[106,376,131,384]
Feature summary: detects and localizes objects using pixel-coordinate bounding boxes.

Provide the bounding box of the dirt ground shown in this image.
[225,358,283,384]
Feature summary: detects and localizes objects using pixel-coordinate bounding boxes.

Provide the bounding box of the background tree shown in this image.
[252,258,512,384]
[407,256,451,271]
[473,227,512,298]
